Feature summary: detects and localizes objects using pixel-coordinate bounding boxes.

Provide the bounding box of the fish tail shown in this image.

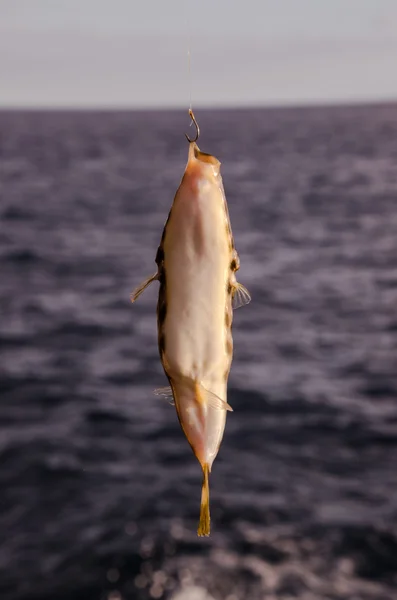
[197,463,210,537]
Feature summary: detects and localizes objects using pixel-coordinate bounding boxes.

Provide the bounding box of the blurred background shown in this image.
[1,2,397,599]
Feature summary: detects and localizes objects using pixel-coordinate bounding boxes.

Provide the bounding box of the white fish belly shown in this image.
[162,178,231,397]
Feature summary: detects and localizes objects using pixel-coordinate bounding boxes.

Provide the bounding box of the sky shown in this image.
[0,0,397,108]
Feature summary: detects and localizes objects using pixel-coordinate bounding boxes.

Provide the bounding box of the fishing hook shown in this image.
[185,109,200,143]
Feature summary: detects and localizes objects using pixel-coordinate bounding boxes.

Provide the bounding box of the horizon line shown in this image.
[1,97,397,113]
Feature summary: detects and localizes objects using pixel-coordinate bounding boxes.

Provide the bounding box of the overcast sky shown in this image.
[0,0,396,108]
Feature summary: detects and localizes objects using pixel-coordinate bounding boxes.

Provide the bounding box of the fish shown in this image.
[131,114,250,536]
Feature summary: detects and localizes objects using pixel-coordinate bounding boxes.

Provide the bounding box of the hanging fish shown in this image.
[131,110,250,536]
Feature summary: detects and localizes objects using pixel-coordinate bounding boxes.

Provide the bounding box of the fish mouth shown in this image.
[192,143,221,168]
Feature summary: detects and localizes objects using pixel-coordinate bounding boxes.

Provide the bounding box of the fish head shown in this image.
[185,142,221,183]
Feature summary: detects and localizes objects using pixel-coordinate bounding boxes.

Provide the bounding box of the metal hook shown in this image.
[185,109,200,143]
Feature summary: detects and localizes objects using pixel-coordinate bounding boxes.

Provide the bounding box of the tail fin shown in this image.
[197,463,210,537]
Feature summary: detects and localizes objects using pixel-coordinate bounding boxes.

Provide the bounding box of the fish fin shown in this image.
[232,282,251,309]
[154,386,175,405]
[130,272,158,303]
[198,384,233,412]
[197,463,210,537]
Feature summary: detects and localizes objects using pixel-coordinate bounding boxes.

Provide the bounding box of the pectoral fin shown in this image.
[130,272,158,303]
[232,282,251,309]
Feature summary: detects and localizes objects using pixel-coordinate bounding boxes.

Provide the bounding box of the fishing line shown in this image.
[186,0,193,112]
[188,43,192,111]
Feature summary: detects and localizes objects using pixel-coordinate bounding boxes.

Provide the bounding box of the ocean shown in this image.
[1,105,397,600]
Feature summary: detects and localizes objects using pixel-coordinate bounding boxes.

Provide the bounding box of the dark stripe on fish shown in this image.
[158,332,166,354]
[157,276,167,360]
[155,245,164,266]
[226,336,233,357]
[158,298,167,325]
[156,220,169,364]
